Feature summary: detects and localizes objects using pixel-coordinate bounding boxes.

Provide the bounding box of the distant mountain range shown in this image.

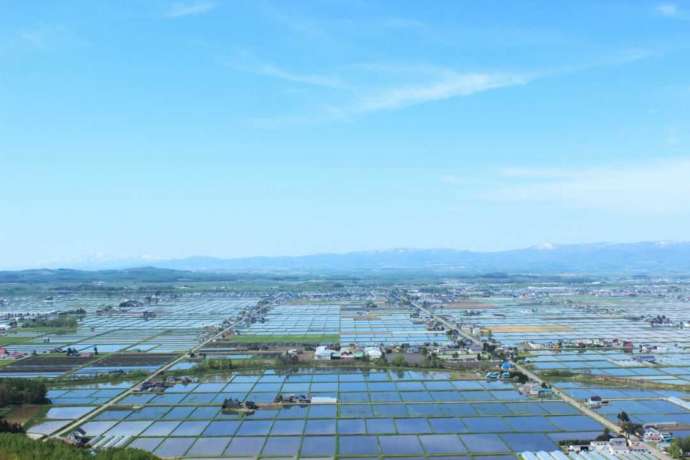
[56,241,690,275]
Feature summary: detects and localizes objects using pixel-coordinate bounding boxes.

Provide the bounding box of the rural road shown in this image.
[407,296,672,460]
[49,300,264,440]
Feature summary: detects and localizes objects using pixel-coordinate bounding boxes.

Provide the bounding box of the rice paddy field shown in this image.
[434,294,690,385]
[234,304,450,347]
[2,278,690,458]
[0,295,257,378]
[525,349,690,384]
[30,368,615,458]
[437,297,690,347]
[1,297,448,371]
[556,381,690,427]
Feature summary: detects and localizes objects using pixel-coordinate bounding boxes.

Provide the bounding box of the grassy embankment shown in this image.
[0,433,160,460]
[540,369,690,392]
[225,334,340,344]
[0,336,35,346]
[1,404,49,429]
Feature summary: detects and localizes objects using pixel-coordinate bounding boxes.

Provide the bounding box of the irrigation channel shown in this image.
[408,297,672,460]
[48,299,269,440]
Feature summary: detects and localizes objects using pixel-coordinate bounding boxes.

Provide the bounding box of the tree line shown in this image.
[0,378,49,407]
[0,433,160,460]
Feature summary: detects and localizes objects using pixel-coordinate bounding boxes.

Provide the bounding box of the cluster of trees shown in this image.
[389,352,445,369]
[482,342,497,354]
[421,354,443,369]
[200,359,234,371]
[23,316,78,329]
[391,355,408,367]
[0,378,49,406]
[0,433,160,460]
[510,371,530,384]
[372,356,388,367]
[616,411,643,436]
[668,435,690,459]
[595,427,613,442]
[276,354,299,366]
[0,419,24,433]
[557,428,614,448]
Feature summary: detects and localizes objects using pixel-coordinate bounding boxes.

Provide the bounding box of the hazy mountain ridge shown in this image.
[0,267,306,284]
[57,241,690,274]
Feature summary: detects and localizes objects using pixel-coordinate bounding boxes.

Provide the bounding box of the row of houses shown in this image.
[520,338,636,352]
[566,437,650,455]
[519,381,554,398]
[314,345,383,361]
[1,310,58,320]
[0,346,25,360]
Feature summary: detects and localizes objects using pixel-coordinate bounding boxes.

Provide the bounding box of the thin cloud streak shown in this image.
[498,167,577,179]
[656,3,689,19]
[481,158,690,214]
[166,1,217,18]
[224,52,347,89]
[247,70,532,126]
[352,73,531,114]
[226,20,659,125]
[253,64,346,89]
[657,3,679,16]
[236,43,653,126]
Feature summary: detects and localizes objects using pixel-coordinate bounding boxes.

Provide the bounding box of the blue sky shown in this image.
[1,1,690,269]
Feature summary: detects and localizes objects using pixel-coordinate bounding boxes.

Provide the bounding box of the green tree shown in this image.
[203,359,233,371]
[595,428,612,442]
[514,372,529,384]
[621,421,643,436]
[0,379,49,406]
[391,355,407,367]
[0,433,161,460]
[667,436,690,459]
[668,442,683,459]
[0,419,24,433]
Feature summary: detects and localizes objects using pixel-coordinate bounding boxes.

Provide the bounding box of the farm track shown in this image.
[407,296,672,460]
[48,301,263,440]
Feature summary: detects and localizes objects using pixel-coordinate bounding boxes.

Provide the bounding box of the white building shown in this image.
[364,347,382,360]
[314,346,333,361]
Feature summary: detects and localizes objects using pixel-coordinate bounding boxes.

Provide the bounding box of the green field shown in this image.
[21,326,77,335]
[226,334,339,344]
[0,336,35,346]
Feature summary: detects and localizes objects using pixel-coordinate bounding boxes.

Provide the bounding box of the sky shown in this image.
[1,0,690,269]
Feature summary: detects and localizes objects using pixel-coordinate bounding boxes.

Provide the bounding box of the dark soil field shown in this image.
[0,355,94,373]
[91,353,177,367]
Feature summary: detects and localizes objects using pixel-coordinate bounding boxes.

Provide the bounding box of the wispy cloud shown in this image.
[498,167,575,179]
[244,66,532,124]
[224,51,347,89]
[480,158,690,214]
[10,25,89,52]
[656,3,689,19]
[251,64,346,89]
[259,3,331,41]
[440,175,465,185]
[231,37,654,126]
[234,42,655,126]
[352,72,531,114]
[382,17,428,31]
[657,3,679,16]
[19,29,48,49]
[233,54,532,118]
[166,1,217,18]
